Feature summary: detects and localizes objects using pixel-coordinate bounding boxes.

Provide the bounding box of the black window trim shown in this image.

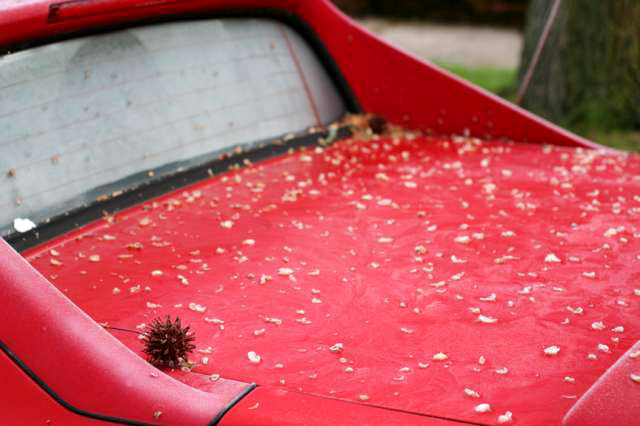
[1,8,360,252]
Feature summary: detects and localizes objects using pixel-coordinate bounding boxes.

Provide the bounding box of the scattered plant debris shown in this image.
[142,316,195,368]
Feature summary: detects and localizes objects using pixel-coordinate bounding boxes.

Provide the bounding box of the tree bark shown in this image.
[518,0,640,132]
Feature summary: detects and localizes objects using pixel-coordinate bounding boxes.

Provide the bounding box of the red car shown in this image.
[1,1,639,425]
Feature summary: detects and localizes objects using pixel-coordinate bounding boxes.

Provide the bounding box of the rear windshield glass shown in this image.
[0,18,346,235]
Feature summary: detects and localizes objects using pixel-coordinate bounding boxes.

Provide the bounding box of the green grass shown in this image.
[437,62,639,152]
[587,130,640,152]
[436,62,516,98]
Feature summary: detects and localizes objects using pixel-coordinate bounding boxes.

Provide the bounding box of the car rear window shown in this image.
[0,18,346,235]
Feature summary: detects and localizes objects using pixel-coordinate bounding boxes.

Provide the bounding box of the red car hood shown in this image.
[23,133,640,425]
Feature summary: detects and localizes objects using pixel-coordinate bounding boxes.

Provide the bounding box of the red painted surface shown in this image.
[1,0,636,424]
[0,0,598,148]
[0,349,102,425]
[219,386,460,425]
[23,134,640,424]
[0,237,251,424]
[563,340,640,426]
[297,1,599,149]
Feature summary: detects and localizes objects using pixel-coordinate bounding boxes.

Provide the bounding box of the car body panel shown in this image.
[20,132,640,425]
[218,386,467,425]
[1,1,639,425]
[0,236,253,425]
[1,0,601,149]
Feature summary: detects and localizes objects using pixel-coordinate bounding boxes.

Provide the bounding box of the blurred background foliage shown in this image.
[334,0,640,151]
[334,0,528,26]
[518,0,639,150]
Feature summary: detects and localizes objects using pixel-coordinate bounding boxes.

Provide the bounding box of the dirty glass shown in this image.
[0,18,346,235]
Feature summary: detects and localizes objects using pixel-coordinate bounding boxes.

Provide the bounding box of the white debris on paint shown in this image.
[247,351,261,364]
[220,220,234,229]
[544,346,560,356]
[464,388,480,398]
[188,302,206,313]
[545,253,561,263]
[329,343,344,353]
[477,314,498,324]
[474,403,491,413]
[498,411,513,423]
[480,293,496,302]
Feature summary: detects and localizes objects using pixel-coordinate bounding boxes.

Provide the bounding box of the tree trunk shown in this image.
[518,0,640,132]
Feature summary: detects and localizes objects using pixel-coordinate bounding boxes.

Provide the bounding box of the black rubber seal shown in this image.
[305,393,488,426]
[1,7,360,250]
[0,339,156,425]
[208,383,257,425]
[5,127,351,251]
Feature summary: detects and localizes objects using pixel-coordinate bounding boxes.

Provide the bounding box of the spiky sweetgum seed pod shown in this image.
[142,316,195,368]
